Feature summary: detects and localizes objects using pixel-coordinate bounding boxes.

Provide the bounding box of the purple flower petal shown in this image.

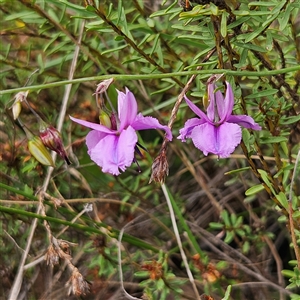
[70,116,114,134]
[89,134,120,175]
[178,117,205,141]
[184,95,210,123]
[116,126,138,172]
[190,122,242,157]
[227,115,262,130]
[88,126,137,175]
[214,82,233,124]
[132,113,173,141]
[207,83,224,122]
[86,130,107,154]
[117,88,138,130]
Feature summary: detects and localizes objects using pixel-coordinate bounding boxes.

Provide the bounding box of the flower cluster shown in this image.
[71,78,261,177]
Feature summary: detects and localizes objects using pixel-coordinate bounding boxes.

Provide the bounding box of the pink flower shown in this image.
[178,82,261,157]
[70,88,172,175]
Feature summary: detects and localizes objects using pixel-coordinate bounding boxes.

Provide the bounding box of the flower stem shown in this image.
[161,183,201,300]
[1,66,299,96]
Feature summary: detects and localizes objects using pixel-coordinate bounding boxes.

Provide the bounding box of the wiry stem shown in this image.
[161,184,201,300]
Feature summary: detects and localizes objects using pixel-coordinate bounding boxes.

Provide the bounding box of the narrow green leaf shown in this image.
[222,285,232,300]
[209,222,224,230]
[245,89,278,99]
[224,167,251,175]
[101,44,127,55]
[224,231,235,244]
[245,184,264,196]
[234,42,267,53]
[280,115,300,125]
[258,169,276,194]
[221,210,231,226]
[221,11,227,38]
[260,137,288,144]
[282,270,296,278]
[279,3,294,31]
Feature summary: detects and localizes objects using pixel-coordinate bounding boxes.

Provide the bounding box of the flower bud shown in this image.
[11,91,28,120]
[203,92,209,110]
[28,135,55,167]
[39,124,71,165]
[94,78,114,95]
[12,100,22,120]
[19,119,55,167]
[99,110,112,128]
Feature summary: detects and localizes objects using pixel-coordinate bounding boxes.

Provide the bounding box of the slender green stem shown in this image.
[0,183,37,201]
[161,183,200,300]
[1,66,299,96]
[162,184,204,257]
[0,205,159,253]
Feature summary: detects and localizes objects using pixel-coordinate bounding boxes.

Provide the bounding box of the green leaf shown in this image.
[258,169,276,194]
[221,210,231,226]
[260,137,288,144]
[220,11,228,37]
[282,269,296,278]
[209,222,224,230]
[230,213,237,225]
[236,229,245,237]
[224,231,235,244]
[221,285,232,300]
[224,167,251,175]
[101,44,127,55]
[245,184,264,196]
[134,271,149,278]
[279,3,294,31]
[244,89,278,99]
[150,7,181,18]
[280,114,300,125]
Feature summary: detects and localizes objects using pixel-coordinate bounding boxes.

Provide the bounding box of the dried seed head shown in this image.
[149,149,169,184]
[45,244,60,266]
[66,268,90,296]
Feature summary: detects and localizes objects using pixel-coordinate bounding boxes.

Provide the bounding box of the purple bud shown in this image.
[39,125,71,165]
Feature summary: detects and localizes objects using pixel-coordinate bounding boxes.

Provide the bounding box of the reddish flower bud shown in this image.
[39,125,71,165]
[19,119,55,167]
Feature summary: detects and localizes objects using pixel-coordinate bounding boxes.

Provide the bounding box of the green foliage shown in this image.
[135,252,185,300]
